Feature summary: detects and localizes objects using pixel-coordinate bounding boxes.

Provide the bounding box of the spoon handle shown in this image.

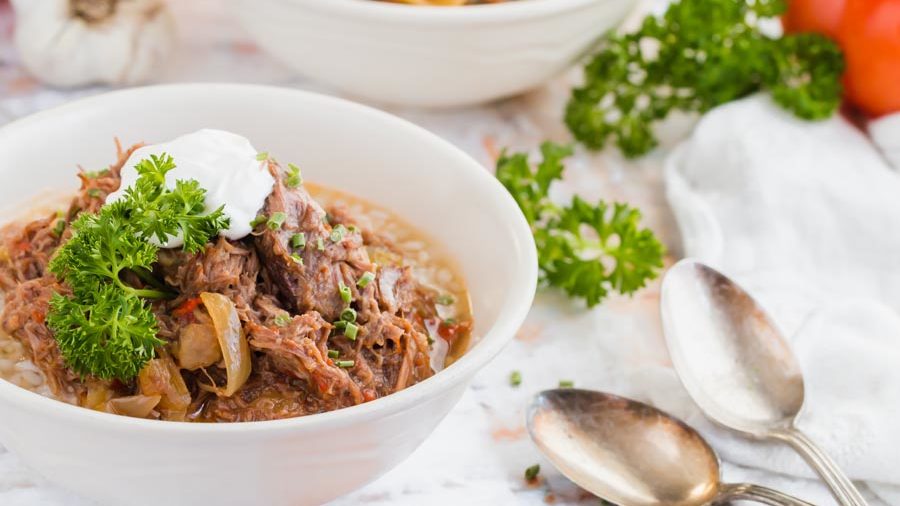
[718,482,814,506]
[771,427,868,506]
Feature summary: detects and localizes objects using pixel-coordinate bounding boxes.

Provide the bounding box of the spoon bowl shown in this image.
[527,389,719,506]
[659,259,804,436]
[660,259,868,506]
[527,389,812,506]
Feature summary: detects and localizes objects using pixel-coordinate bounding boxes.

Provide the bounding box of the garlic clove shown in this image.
[11,0,176,88]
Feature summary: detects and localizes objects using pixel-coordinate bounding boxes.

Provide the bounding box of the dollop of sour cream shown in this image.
[106,129,275,248]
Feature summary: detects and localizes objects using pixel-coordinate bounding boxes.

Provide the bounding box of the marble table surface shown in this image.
[0,1,800,505]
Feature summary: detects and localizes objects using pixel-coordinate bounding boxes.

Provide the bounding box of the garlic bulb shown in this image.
[11,0,176,87]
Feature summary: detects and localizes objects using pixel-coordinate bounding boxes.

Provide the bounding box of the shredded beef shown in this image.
[0,150,464,422]
[157,237,260,321]
[254,164,374,321]
[0,215,62,291]
[0,277,83,399]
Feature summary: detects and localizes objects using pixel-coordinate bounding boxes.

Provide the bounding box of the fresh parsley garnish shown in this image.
[565,0,844,157]
[497,143,665,307]
[47,153,229,380]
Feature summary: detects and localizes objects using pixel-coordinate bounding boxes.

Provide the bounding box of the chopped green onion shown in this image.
[290,253,304,265]
[317,237,325,251]
[250,214,267,227]
[87,188,102,198]
[524,464,540,481]
[340,307,357,322]
[327,349,340,359]
[336,360,355,368]
[510,370,522,387]
[357,271,375,289]
[83,168,110,179]
[51,219,66,238]
[285,163,303,188]
[333,320,347,331]
[343,322,358,340]
[290,232,306,249]
[339,282,351,304]
[558,380,574,388]
[330,224,347,243]
[273,313,291,327]
[436,294,455,306]
[427,334,435,345]
[267,212,286,230]
[348,225,359,233]
[256,152,269,161]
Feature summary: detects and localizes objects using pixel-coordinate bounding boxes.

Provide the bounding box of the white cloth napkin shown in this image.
[648,94,900,504]
[870,113,900,171]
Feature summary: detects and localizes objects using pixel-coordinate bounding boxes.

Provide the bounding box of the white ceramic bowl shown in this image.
[0,84,537,506]
[229,0,637,107]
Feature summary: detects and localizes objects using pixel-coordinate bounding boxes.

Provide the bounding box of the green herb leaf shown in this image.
[340,307,357,323]
[339,281,351,304]
[125,154,229,253]
[83,168,110,179]
[330,224,347,243]
[47,285,162,381]
[496,142,573,225]
[357,271,375,289]
[47,152,228,380]
[565,0,843,157]
[285,163,303,188]
[274,313,291,327]
[510,370,522,387]
[343,322,358,341]
[496,144,664,307]
[51,219,66,238]
[250,214,267,228]
[435,294,455,306]
[267,211,286,231]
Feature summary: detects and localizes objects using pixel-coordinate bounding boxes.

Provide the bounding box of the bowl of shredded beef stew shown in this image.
[0,84,537,506]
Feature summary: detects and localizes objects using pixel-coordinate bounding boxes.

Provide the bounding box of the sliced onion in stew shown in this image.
[199,292,252,397]
[106,394,162,419]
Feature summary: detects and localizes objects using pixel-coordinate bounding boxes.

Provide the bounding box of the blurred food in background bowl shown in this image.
[229,0,637,107]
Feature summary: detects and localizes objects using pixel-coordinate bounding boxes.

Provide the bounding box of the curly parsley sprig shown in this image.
[497,143,665,307]
[565,0,844,158]
[48,154,228,380]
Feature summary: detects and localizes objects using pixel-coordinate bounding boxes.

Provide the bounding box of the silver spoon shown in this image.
[527,389,813,506]
[660,259,867,506]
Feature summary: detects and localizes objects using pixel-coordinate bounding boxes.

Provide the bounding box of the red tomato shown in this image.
[838,0,900,117]
[783,0,846,38]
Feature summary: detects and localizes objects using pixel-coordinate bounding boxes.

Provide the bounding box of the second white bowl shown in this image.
[230,0,637,107]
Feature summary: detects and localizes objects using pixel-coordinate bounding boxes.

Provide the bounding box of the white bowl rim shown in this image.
[283,0,609,24]
[0,83,538,436]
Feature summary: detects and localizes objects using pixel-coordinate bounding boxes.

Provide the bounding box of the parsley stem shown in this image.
[128,267,168,291]
[127,287,172,300]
